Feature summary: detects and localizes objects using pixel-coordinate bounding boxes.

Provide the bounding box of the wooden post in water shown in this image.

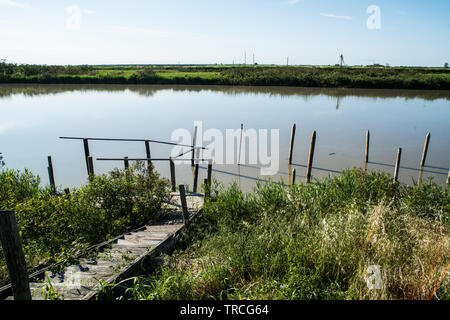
[145,140,152,170]
[191,126,198,167]
[47,156,56,194]
[0,210,31,300]
[418,133,430,186]
[169,158,176,192]
[288,124,296,165]
[393,148,402,183]
[87,156,95,181]
[364,130,370,172]
[207,160,213,186]
[193,163,199,193]
[178,185,189,224]
[83,138,91,175]
[306,131,316,184]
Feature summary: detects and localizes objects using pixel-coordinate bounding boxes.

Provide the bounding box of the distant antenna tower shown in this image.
[252,53,255,65]
[339,54,345,67]
[287,56,289,66]
[244,52,247,65]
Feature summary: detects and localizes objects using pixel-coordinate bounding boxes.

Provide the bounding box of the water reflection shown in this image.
[0,84,449,190]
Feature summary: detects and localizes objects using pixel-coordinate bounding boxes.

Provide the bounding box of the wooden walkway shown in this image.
[5,192,204,300]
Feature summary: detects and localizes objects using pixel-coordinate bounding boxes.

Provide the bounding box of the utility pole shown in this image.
[287,56,289,66]
[252,53,255,65]
[244,52,246,65]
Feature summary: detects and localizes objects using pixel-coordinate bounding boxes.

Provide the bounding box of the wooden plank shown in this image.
[393,148,402,183]
[288,124,296,165]
[0,211,31,300]
[306,131,316,184]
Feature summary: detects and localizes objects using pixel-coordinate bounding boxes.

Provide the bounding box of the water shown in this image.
[1,84,449,191]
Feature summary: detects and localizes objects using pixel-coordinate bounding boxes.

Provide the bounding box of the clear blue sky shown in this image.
[0,0,449,66]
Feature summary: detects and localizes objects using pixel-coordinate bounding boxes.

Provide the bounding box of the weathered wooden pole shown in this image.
[191,126,198,167]
[124,156,130,170]
[418,133,431,186]
[364,130,370,172]
[0,210,31,300]
[169,158,176,192]
[178,185,189,224]
[145,140,152,169]
[193,163,199,193]
[207,160,213,186]
[288,124,296,165]
[47,156,56,194]
[306,131,316,184]
[393,148,402,183]
[87,156,95,181]
[292,168,296,186]
[83,138,90,175]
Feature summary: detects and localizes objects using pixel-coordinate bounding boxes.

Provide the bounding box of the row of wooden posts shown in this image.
[48,128,449,193]
[285,124,449,187]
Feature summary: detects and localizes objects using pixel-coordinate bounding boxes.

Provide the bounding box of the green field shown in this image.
[1,62,450,90]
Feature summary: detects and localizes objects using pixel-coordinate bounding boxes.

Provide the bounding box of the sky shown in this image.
[0,0,449,66]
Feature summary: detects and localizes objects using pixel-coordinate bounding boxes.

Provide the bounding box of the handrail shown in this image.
[59,136,207,149]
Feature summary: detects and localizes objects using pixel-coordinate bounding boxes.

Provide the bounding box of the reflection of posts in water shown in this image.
[306,131,316,184]
[393,148,402,183]
[336,96,341,110]
[417,133,430,186]
[364,130,370,172]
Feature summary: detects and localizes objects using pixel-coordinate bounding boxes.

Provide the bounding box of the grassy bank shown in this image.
[1,62,450,90]
[0,162,170,286]
[111,169,449,300]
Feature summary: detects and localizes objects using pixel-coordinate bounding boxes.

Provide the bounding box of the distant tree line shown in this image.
[0,61,93,77]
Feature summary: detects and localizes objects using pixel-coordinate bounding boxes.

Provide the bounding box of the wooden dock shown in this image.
[3,192,204,300]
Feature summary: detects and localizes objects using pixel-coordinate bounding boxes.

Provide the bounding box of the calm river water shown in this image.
[1,84,449,191]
